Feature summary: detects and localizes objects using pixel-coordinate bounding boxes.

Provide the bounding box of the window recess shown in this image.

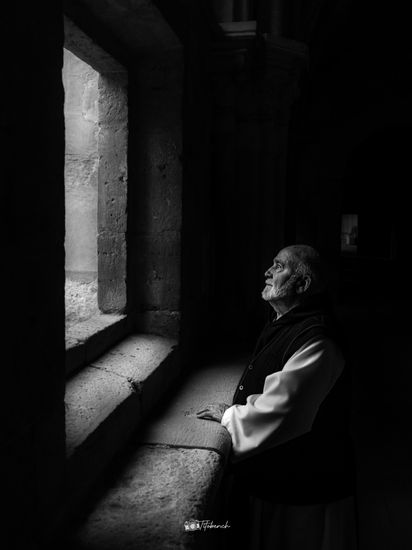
[63,17,128,371]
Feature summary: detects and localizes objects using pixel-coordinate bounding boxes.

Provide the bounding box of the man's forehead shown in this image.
[274,248,293,263]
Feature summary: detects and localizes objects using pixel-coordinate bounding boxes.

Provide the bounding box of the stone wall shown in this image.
[64,16,128,318]
[5,1,184,545]
[4,2,307,548]
[63,49,99,327]
[63,48,99,280]
[127,51,183,338]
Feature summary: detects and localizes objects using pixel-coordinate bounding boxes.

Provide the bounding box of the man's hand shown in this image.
[196,402,230,422]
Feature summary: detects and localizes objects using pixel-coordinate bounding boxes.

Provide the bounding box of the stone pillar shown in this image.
[130,49,183,338]
[97,71,128,313]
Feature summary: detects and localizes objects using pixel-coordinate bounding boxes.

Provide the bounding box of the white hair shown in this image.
[286,245,324,295]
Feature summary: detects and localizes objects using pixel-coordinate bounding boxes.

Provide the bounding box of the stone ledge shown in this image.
[69,446,225,550]
[136,359,245,458]
[65,313,130,377]
[65,334,179,509]
[65,358,246,550]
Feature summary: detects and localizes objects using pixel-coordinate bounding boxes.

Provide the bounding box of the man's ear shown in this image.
[296,275,311,294]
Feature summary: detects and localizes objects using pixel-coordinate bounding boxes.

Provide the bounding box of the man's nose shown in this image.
[265,266,272,277]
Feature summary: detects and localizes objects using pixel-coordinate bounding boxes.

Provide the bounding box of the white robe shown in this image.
[221,337,345,460]
[220,338,357,549]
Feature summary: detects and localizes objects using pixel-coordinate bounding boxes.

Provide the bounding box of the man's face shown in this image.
[262,249,298,303]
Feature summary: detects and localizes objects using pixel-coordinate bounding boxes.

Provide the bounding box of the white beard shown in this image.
[262,273,299,303]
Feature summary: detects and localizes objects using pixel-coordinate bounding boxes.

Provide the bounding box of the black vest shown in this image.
[233,308,330,405]
[229,300,355,505]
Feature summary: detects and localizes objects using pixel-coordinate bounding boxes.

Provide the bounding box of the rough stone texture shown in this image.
[99,75,128,128]
[64,17,128,317]
[90,334,177,380]
[66,278,98,328]
[97,234,127,280]
[135,232,181,311]
[71,446,224,550]
[88,334,180,418]
[65,334,178,443]
[65,358,243,549]
[66,313,125,343]
[66,391,142,511]
[98,70,128,313]
[65,9,186,342]
[141,310,181,339]
[65,313,128,376]
[65,335,179,514]
[141,359,245,423]
[63,49,99,277]
[128,50,183,338]
[138,358,244,456]
[66,367,132,456]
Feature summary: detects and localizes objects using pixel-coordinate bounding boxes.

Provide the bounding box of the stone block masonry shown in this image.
[64,49,99,280]
[64,33,128,324]
[65,357,245,550]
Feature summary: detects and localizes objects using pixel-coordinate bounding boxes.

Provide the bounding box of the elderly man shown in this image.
[197,245,355,549]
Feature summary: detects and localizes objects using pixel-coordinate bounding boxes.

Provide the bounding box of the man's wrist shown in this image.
[220,405,232,425]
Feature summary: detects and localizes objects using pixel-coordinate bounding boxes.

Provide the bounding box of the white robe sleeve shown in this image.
[221,337,344,461]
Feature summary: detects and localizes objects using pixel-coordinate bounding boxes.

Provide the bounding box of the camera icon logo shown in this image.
[184,519,201,531]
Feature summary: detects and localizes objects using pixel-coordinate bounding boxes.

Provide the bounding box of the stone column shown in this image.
[130,49,184,338]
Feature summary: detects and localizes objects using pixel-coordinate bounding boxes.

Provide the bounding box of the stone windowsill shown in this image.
[65,333,180,510]
[66,356,246,549]
[65,313,131,377]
